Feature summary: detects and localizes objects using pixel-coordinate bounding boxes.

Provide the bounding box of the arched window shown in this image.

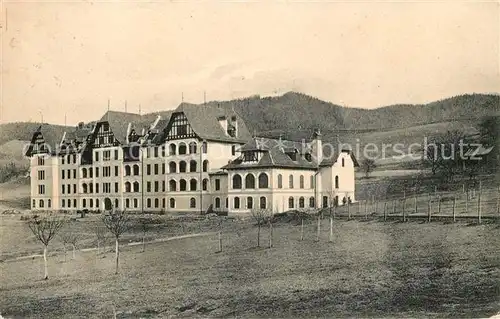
[125,165,131,176]
[82,168,87,178]
[202,179,208,191]
[202,141,208,153]
[190,178,197,191]
[169,179,177,191]
[309,197,315,208]
[133,198,138,208]
[125,182,131,192]
[342,158,345,167]
[169,144,177,155]
[179,179,187,191]
[179,161,187,173]
[310,175,315,189]
[72,154,77,164]
[289,175,294,188]
[288,197,294,208]
[47,199,51,208]
[115,199,119,208]
[234,197,240,209]
[82,183,88,193]
[335,176,339,189]
[133,164,139,175]
[89,198,93,208]
[202,160,209,172]
[299,175,304,189]
[247,197,253,209]
[189,142,197,154]
[169,161,177,173]
[189,160,197,172]
[82,198,87,208]
[133,181,139,192]
[232,174,242,189]
[147,198,151,208]
[260,196,266,209]
[178,142,187,155]
[215,197,221,208]
[169,198,176,208]
[299,197,305,208]
[245,174,255,189]
[258,173,269,188]
[125,198,130,208]
[277,174,283,188]
[154,198,159,208]
[190,197,196,208]
[89,168,93,178]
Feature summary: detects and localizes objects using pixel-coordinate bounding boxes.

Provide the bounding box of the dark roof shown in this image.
[222,137,317,170]
[208,171,228,176]
[99,111,142,143]
[25,124,64,156]
[171,103,252,143]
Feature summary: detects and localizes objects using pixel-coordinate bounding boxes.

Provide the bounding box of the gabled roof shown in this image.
[25,124,65,156]
[159,103,252,143]
[99,111,142,144]
[222,137,317,170]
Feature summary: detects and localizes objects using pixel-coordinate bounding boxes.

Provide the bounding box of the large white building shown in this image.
[27,103,358,215]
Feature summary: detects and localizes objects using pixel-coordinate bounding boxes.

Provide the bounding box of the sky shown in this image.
[1,0,499,125]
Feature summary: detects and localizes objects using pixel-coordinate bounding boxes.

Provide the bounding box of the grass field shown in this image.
[1,215,500,318]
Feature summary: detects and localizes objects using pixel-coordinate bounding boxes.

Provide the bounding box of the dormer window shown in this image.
[227,124,236,137]
[305,153,312,162]
[285,149,298,161]
[243,151,258,162]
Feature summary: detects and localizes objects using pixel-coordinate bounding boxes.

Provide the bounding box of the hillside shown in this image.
[0,92,497,167]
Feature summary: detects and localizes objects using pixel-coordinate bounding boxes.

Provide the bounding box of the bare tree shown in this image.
[361,158,377,178]
[138,214,152,253]
[27,212,66,280]
[59,223,81,260]
[102,210,131,274]
[250,208,271,248]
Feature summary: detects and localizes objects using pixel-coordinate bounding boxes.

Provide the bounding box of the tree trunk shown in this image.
[115,238,119,274]
[257,224,261,247]
[142,233,146,253]
[268,221,273,248]
[329,216,333,242]
[43,245,48,280]
[72,244,76,260]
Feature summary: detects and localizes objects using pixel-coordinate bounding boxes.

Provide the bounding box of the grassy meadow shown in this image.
[1,214,500,318]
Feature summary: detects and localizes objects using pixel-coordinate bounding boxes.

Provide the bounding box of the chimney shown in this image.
[312,129,323,164]
[231,115,238,137]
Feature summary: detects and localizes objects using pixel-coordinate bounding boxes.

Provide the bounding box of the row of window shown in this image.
[231,174,340,190]
[61,184,77,194]
[166,179,209,192]
[230,196,268,209]
[33,199,51,208]
[62,169,77,180]
[61,154,78,165]
[37,170,45,180]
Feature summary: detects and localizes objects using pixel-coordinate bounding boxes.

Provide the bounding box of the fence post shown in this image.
[437,195,441,216]
[402,197,406,222]
[465,189,469,214]
[428,198,432,222]
[452,196,456,223]
[218,231,222,252]
[300,218,304,241]
[364,200,368,219]
[478,181,482,224]
[383,202,387,221]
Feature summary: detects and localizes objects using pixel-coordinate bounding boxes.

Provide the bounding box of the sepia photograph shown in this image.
[0,0,499,318]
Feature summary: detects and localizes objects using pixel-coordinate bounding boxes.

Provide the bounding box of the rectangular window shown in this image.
[115,182,119,193]
[37,170,45,180]
[67,184,71,194]
[147,164,151,175]
[67,169,71,179]
[154,147,158,158]
[32,199,36,208]
[73,184,76,194]
[73,169,77,179]
[146,148,151,158]
[95,183,99,194]
[162,163,165,174]
[215,179,220,191]
[154,181,159,192]
[67,199,71,208]
[147,181,151,192]
[62,199,65,208]
[94,151,99,161]
[73,199,77,208]
[62,184,65,194]
[161,146,165,157]
[154,164,158,175]
[114,149,119,160]
[61,157,65,165]
[96,167,99,178]
[38,184,45,194]
[162,181,165,192]
[62,170,65,179]
[103,150,110,161]
[115,166,119,176]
